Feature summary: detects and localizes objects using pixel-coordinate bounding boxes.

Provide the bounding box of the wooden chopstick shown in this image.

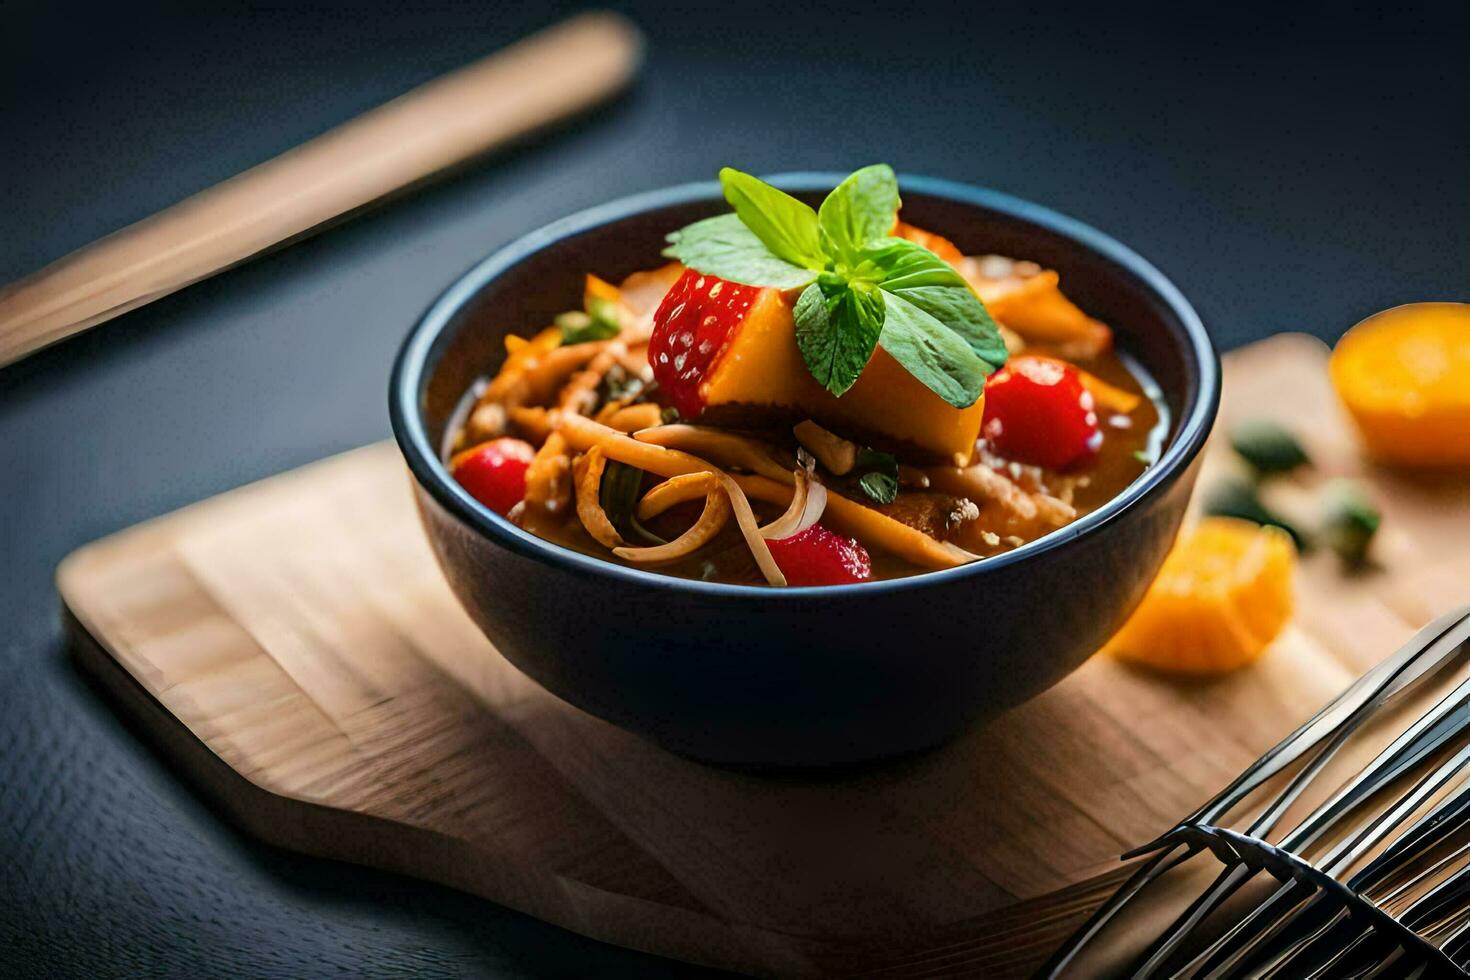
[0,11,643,367]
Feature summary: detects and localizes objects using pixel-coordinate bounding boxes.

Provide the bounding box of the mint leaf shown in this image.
[853,447,899,504]
[664,214,816,289]
[667,165,1005,409]
[818,164,900,263]
[878,291,989,408]
[719,168,826,270]
[794,277,884,397]
[865,237,1008,372]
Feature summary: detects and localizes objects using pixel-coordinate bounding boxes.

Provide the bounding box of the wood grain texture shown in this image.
[0,11,641,367]
[58,335,1470,977]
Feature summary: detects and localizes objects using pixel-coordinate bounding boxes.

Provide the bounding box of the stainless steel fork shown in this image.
[1041,604,1470,979]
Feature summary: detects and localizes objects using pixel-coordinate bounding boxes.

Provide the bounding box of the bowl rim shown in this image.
[390,172,1220,598]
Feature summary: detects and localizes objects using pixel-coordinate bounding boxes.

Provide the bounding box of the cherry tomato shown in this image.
[982,355,1101,470]
[649,269,763,418]
[766,524,873,586]
[450,438,535,515]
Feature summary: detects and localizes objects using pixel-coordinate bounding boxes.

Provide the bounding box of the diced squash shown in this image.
[1103,518,1295,675]
[894,221,965,266]
[1330,302,1470,467]
[584,273,621,309]
[960,258,1112,358]
[1077,367,1142,415]
[700,290,987,463]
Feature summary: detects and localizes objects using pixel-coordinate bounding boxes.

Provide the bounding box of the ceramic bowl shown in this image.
[390,174,1219,767]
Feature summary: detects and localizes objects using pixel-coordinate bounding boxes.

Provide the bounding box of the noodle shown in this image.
[572,447,624,548]
[613,473,731,564]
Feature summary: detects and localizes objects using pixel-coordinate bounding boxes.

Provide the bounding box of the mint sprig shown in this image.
[664,165,1007,407]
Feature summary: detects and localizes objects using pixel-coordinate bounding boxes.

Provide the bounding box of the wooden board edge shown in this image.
[60,603,791,979]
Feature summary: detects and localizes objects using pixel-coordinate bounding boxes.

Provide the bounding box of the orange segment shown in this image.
[1103,518,1296,675]
[1330,302,1470,467]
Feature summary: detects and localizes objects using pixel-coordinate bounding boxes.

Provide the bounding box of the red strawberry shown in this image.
[982,355,1101,469]
[648,269,764,418]
[450,438,536,515]
[766,524,873,586]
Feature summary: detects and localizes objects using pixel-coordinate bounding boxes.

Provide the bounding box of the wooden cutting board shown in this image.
[59,334,1470,978]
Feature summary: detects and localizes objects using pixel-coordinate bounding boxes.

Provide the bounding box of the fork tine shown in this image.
[1048,605,1470,977]
[1034,843,1201,978]
[1360,945,1406,980]
[1355,791,1470,901]
[1131,861,1257,978]
[1256,904,1353,978]
[1178,606,1470,834]
[1280,613,1470,854]
[1188,879,1317,979]
[1305,924,1375,979]
[1315,740,1470,881]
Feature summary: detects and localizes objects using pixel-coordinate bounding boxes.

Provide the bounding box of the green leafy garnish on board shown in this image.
[1319,479,1380,568]
[664,165,1007,406]
[1203,475,1311,551]
[1230,419,1311,475]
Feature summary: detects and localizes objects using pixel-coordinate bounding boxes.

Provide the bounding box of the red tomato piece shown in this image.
[982,355,1101,469]
[450,438,535,515]
[648,268,763,418]
[766,524,873,586]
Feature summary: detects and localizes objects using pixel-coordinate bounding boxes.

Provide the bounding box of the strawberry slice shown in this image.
[766,524,873,586]
[981,355,1101,470]
[450,437,536,515]
[649,269,764,418]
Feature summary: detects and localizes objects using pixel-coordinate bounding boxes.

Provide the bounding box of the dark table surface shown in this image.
[2,2,1466,976]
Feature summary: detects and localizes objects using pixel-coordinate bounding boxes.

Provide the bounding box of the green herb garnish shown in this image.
[1319,479,1380,568]
[599,461,665,545]
[1230,419,1310,475]
[852,448,900,504]
[1203,475,1311,550]
[664,165,1007,406]
[596,363,646,407]
[557,293,621,345]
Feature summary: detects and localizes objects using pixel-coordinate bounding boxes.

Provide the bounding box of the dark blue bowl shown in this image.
[390,174,1219,767]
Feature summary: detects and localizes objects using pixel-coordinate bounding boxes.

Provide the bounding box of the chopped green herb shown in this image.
[557,294,621,345]
[1230,419,1311,475]
[1132,450,1152,464]
[598,461,665,545]
[1319,479,1380,568]
[659,405,681,424]
[665,165,1008,406]
[852,447,900,505]
[596,363,646,407]
[1203,475,1311,550]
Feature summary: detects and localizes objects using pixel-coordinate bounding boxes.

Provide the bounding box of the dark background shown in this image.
[2,2,1466,976]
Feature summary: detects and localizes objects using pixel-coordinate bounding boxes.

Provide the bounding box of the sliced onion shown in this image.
[614,474,729,564]
[716,472,787,587]
[759,470,828,540]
